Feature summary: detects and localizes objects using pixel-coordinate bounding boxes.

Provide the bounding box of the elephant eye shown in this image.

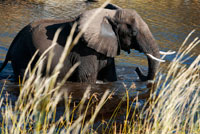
[128,31,137,37]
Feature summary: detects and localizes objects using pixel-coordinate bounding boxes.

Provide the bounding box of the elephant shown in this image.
[0,4,167,83]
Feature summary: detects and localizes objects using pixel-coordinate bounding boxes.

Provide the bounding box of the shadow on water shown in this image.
[0,0,199,126]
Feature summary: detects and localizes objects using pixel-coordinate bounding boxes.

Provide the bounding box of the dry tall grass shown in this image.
[129,30,200,134]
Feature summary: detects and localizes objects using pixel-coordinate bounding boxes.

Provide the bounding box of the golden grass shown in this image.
[0,1,199,133]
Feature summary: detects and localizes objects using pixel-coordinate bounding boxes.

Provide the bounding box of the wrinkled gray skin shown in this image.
[0,4,160,82]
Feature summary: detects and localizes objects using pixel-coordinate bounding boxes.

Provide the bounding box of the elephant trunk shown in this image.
[135,31,161,81]
[135,50,160,81]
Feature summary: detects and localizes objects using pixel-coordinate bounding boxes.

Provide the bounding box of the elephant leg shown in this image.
[97,58,117,82]
[72,66,98,83]
[78,56,99,82]
[67,54,99,83]
[11,50,32,80]
[9,36,35,81]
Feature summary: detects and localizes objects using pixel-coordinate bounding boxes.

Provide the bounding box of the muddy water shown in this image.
[0,0,199,113]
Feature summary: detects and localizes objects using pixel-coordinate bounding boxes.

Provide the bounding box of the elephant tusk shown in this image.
[147,80,155,84]
[146,53,166,62]
[96,80,104,84]
[159,51,176,55]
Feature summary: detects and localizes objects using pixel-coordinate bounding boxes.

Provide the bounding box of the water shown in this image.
[0,0,199,118]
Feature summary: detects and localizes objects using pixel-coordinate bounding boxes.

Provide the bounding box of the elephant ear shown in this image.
[78,9,120,57]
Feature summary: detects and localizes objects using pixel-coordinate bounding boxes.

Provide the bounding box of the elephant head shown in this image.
[79,8,163,81]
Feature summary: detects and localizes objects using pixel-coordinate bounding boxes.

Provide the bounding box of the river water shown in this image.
[0,0,199,113]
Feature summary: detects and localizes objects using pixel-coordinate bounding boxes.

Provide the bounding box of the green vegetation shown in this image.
[0,1,199,133]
